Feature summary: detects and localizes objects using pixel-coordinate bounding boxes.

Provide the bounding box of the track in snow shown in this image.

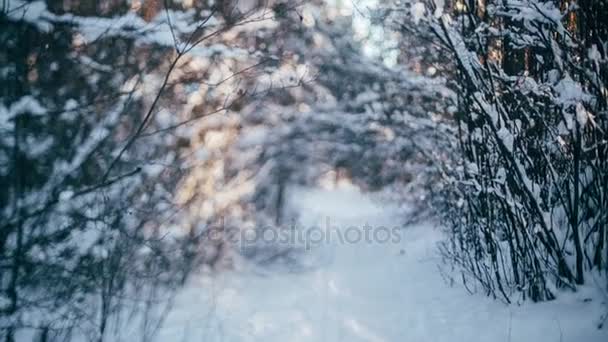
[150,186,607,342]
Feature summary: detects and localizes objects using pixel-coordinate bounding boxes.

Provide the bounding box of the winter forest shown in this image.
[1,0,608,341]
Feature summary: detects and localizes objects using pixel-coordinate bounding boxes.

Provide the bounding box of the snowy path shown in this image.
[153,187,607,342]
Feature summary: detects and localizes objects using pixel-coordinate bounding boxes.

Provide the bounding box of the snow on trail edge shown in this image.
[151,186,607,342]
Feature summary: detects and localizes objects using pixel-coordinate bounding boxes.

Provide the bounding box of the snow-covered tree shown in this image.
[382,0,608,302]
[171,0,454,270]
[0,0,277,339]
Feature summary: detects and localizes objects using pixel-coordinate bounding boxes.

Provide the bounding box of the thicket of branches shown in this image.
[0,0,278,340]
[384,0,608,303]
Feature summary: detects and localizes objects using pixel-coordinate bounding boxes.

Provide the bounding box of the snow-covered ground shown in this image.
[149,186,607,342]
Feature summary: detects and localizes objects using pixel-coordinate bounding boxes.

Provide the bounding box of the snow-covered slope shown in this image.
[150,186,607,342]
